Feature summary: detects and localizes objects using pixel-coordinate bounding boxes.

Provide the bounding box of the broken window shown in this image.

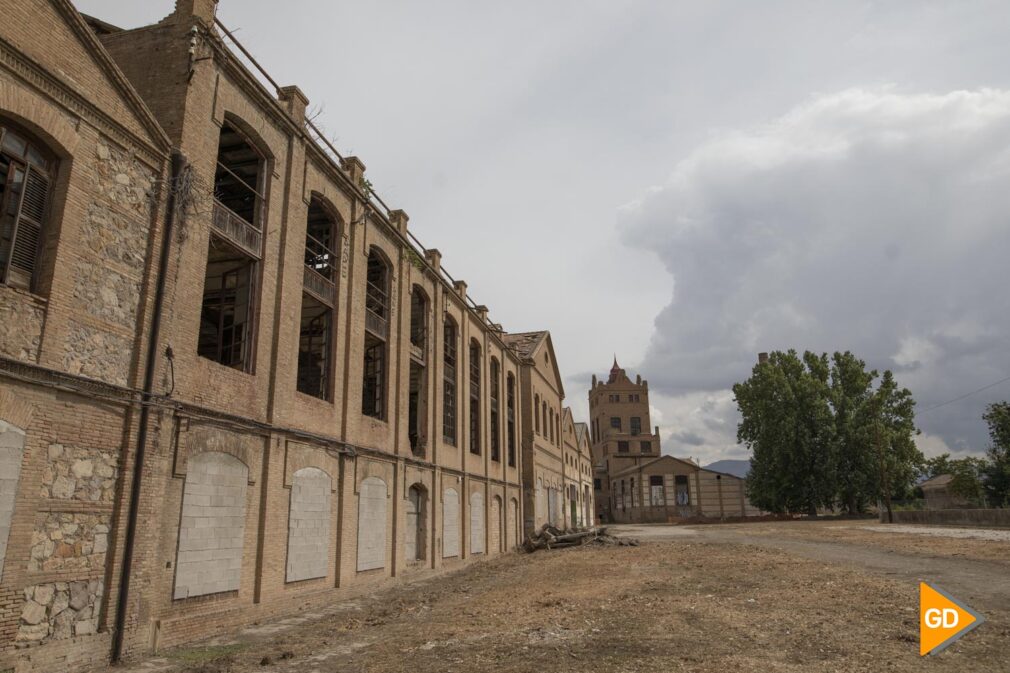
[649,475,665,506]
[506,373,516,467]
[297,293,331,399]
[214,122,264,229]
[443,317,457,445]
[618,441,630,453]
[469,340,481,455]
[198,235,256,370]
[490,358,500,462]
[362,249,389,419]
[303,196,338,304]
[408,286,429,455]
[410,286,427,352]
[0,121,53,292]
[675,475,690,506]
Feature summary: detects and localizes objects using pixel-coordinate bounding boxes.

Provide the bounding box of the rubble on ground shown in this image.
[522,525,639,552]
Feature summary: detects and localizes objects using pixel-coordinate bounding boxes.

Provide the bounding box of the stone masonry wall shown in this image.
[40,443,118,504]
[16,580,104,645]
[28,512,110,573]
[0,290,44,363]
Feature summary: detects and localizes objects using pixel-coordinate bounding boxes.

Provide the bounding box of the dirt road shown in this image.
[112,521,1010,673]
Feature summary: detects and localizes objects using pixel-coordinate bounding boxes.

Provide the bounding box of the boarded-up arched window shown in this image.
[286,467,331,582]
[357,476,387,571]
[0,420,26,582]
[174,452,248,599]
[442,487,459,558]
[509,497,520,550]
[469,491,484,555]
[489,495,502,554]
[405,484,427,563]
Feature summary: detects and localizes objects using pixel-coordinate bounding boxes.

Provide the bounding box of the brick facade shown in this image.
[0,1,575,670]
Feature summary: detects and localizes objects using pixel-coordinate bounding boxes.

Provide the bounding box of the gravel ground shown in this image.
[862,524,1010,542]
[108,521,1010,673]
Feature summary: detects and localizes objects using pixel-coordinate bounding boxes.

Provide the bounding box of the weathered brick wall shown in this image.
[1,2,539,669]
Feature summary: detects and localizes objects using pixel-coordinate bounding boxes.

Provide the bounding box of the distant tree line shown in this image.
[922,402,1010,507]
[733,350,1010,516]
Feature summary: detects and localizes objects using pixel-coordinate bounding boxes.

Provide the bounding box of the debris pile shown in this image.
[522,525,639,552]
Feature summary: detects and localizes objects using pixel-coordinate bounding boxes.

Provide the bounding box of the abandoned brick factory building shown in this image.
[0,1,594,669]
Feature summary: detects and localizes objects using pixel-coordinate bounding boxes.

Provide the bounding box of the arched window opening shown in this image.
[213,121,264,232]
[362,248,389,419]
[304,197,338,285]
[0,120,54,293]
[534,394,540,434]
[506,373,516,467]
[409,286,429,455]
[489,358,500,462]
[410,286,427,351]
[201,121,265,371]
[442,317,457,445]
[468,340,481,456]
[405,484,427,563]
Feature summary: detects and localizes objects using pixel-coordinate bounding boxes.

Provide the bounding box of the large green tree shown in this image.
[982,402,1010,507]
[734,350,836,515]
[829,352,876,513]
[735,350,921,518]
[868,370,923,521]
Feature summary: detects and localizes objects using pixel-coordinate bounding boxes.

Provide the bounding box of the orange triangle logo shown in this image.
[920,582,985,656]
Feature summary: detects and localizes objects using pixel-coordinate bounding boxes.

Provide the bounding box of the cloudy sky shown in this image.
[79,0,1010,465]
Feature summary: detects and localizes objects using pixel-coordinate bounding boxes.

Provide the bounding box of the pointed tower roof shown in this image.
[608,356,626,384]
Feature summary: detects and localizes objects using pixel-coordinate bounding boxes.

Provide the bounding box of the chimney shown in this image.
[174,0,218,23]
[592,374,598,387]
[389,210,409,236]
[758,352,769,365]
[475,305,489,323]
[453,280,467,300]
[277,86,309,125]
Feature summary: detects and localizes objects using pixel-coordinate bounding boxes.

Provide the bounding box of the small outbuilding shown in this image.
[607,455,762,523]
[920,474,974,510]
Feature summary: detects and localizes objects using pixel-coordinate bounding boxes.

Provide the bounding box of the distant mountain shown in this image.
[703,459,750,479]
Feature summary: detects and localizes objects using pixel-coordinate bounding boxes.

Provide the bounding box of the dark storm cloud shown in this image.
[624,89,1010,458]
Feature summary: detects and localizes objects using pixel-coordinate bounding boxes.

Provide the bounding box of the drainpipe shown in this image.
[112,150,186,663]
